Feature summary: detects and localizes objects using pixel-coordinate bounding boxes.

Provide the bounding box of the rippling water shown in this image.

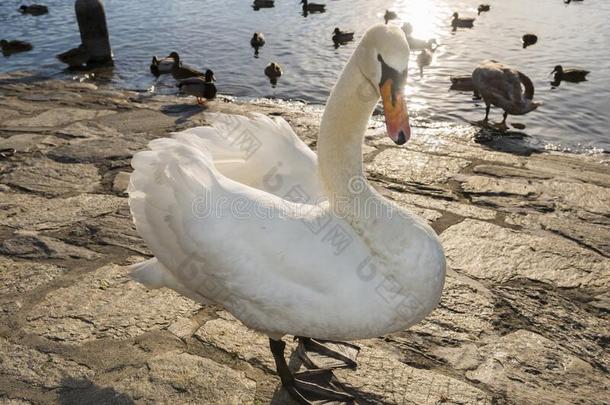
[1,0,609,153]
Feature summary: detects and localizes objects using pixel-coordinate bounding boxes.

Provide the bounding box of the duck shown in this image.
[416,49,433,75]
[400,23,437,51]
[564,0,584,3]
[451,12,475,30]
[472,60,541,129]
[250,33,265,56]
[384,9,398,24]
[150,52,177,76]
[253,0,274,8]
[170,53,205,80]
[18,4,48,15]
[551,65,589,83]
[264,62,283,85]
[57,44,90,68]
[332,27,355,44]
[477,4,490,15]
[177,69,217,104]
[522,34,538,49]
[449,75,475,92]
[1,39,33,56]
[301,0,325,13]
[127,24,445,405]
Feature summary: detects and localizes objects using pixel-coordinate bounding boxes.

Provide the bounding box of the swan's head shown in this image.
[357,24,411,145]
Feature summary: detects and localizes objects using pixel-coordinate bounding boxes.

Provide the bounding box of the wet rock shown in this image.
[368,148,470,185]
[0,337,93,389]
[116,351,256,404]
[441,219,610,291]
[466,330,610,404]
[24,263,200,343]
[112,171,131,195]
[2,108,114,128]
[1,158,100,197]
[47,136,145,164]
[0,231,100,260]
[0,192,122,231]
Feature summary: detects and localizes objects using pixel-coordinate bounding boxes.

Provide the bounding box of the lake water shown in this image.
[2,0,609,153]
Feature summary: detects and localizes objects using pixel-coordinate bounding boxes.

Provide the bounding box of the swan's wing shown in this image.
[128,131,369,334]
[181,113,323,203]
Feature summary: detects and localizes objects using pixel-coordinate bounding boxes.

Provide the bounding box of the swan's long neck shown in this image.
[317,55,379,217]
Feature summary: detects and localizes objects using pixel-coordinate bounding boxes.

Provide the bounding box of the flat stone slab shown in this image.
[1,158,100,197]
[0,133,64,153]
[2,108,114,128]
[0,256,66,296]
[0,337,93,389]
[0,192,122,231]
[441,219,610,291]
[116,351,256,404]
[24,263,200,343]
[368,148,470,185]
[466,330,610,405]
[0,231,100,260]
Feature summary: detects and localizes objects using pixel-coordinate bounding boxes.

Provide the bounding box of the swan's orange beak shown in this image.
[380,79,410,145]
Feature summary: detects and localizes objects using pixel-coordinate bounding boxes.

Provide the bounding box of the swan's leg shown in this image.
[269,338,354,404]
[296,337,360,370]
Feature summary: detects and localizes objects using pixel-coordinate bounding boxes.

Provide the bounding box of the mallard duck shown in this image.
[416,49,432,75]
[177,70,217,104]
[472,60,541,129]
[170,53,205,80]
[450,75,475,92]
[551,65,589,83]
[1,39,33,56]
[250,33,265,56]
[477,4,490,15]
[451,13,475,30]
[264,62,282,85]
[384,9,398,24]
[253,0,274,8]
[564,0,584,3]
[19,4,48,15]
[522,34,538,49]
[301,0,325,13]
[57,44,90,68]
[332,28,354,44]
[150,52,177,76]
[128,24,444,405]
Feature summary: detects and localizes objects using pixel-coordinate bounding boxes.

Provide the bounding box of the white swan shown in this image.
[128,24,446,404]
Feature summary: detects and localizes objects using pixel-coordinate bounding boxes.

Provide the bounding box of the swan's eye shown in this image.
[377,55,407,102]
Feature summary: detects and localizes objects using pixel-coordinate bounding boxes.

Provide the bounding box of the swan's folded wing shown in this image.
[179,113,323,204]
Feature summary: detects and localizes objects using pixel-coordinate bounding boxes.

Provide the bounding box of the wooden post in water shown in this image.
[75,0,113,65]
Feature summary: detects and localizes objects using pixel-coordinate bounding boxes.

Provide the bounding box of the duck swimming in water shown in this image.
[170,53,205,80]
[477,4,490,15]
[384,9,398,24]
[551,65,589,84]
[522,34,538,49]
[264,62,283,85]
[250,33,265,56]
[332,27,354,45]
[1,39,33,56]
[301,0,325,13]
[57,44,90,68]
[150,52,177,76]
[19,4,48,15]
[451,12,475,31]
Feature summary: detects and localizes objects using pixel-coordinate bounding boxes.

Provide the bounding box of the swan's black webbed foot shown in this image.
[270,338,354,404]
[296,336,360,370]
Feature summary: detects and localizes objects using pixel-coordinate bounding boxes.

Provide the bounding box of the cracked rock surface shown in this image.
[0,74,608,404]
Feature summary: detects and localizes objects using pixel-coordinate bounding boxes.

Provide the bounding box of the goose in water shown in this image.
[128,24,446,405]
[477,4,490,15]
[177,69,217,104]
[150,52,177,76]
[551,65,589,84]
[451,12,475,31]
[417,49,433,76]
[472,60,541,129]
[250,32,265,56]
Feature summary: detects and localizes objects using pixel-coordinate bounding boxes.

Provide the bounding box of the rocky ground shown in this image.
[0,72,608,405]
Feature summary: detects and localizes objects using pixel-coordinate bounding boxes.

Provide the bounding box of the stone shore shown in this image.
[0,72,608,405]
